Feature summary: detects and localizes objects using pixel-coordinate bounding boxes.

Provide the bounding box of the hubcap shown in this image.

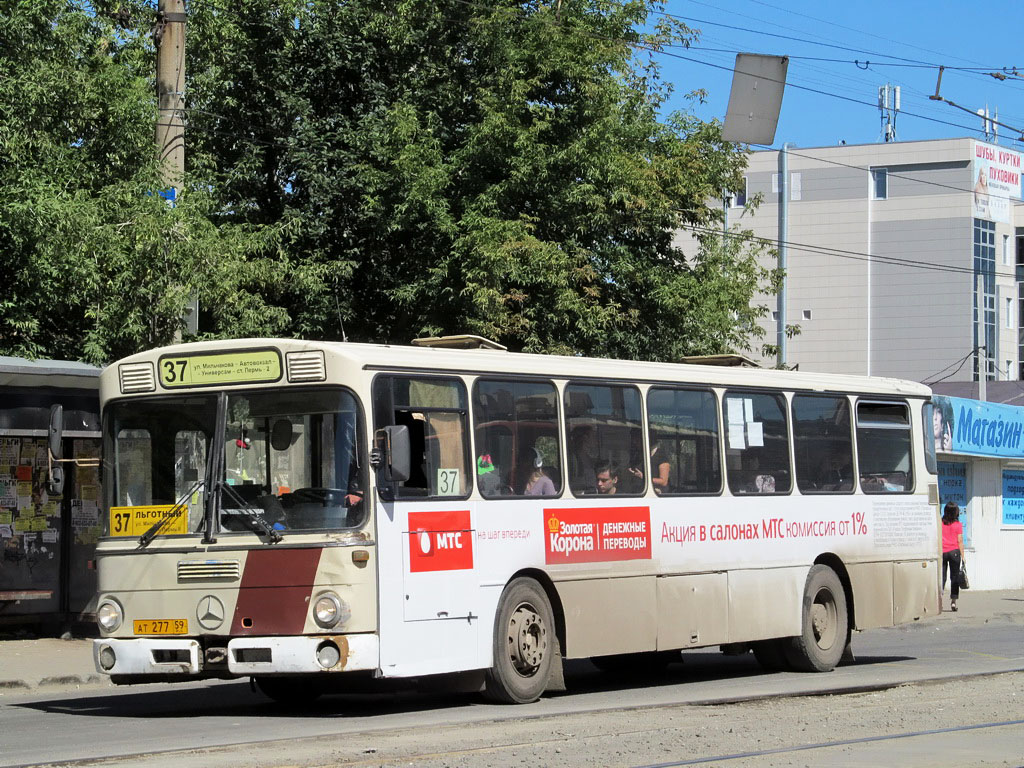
[507,601,548,677]
[811,589,838,650]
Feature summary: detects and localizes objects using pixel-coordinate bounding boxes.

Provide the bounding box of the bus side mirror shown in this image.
[48,465,65,496]
[373,425,411,486]
[49,404,64,460]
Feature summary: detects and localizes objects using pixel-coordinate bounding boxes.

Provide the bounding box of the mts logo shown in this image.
[407,510,474,573]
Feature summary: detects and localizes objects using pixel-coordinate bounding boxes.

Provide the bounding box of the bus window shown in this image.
[175,430,207,529]
[723,391,791,495]
[565,383,643,497]
[646,387,721,495]
[473,379,562,498]
[114,428,153,507]
[857,400,913,493]
[792,395,854,494]
[373,376,470,499]
[222,389,367,530]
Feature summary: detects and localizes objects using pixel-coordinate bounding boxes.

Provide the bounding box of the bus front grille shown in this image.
[177,560,241,582]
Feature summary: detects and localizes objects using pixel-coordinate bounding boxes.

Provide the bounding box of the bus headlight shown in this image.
[312,592,349,629]
[97,599,123,632]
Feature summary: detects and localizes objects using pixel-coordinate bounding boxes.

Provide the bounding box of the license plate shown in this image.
[133,619,189,635]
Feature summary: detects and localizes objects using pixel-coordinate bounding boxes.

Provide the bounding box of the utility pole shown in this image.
[155,1,197,336]
[155,0,186,198]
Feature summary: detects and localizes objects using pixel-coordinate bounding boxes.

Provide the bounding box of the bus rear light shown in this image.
[98,645,116,671]
[316,641,341,669]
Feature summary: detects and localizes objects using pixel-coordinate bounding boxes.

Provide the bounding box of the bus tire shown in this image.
[751,639,791,671]
[785,564,848,672]
[254,675,323,705]
[483,578,555,704]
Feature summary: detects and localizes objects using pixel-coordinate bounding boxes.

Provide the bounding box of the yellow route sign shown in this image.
[158,348,282,388]
[109,505,186,537]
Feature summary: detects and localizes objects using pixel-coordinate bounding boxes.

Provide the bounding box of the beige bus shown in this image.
[70,337,939,704]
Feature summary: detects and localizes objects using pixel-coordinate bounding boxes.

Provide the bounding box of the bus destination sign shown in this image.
[158,349,282,388]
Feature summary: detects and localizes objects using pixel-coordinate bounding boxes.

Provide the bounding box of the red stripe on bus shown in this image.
[230,548,323,635]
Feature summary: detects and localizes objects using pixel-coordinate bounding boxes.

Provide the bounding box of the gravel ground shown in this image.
[74,671,1024,768]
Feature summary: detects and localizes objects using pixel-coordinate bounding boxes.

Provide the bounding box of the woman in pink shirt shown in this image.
[941,501,966,612]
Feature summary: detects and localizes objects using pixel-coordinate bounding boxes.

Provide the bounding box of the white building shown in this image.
[729,138,1023,382]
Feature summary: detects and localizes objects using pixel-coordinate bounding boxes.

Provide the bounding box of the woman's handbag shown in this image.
[959,561,970,590]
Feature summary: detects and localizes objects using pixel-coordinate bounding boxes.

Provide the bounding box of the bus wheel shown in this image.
[254,675,323,705]
[751,639,791,671]
[785,565,848,672]
[483,578,555,704]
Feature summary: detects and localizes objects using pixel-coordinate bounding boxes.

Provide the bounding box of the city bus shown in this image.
[68,337,940,704]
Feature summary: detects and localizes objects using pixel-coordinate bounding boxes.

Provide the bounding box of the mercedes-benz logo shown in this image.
[196,595,225,630]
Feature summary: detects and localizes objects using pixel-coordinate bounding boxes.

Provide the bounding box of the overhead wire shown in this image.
[682,223,1020,281]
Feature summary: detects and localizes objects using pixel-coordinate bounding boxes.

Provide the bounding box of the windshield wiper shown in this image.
[220,484,283,544]
[138,479,205,548]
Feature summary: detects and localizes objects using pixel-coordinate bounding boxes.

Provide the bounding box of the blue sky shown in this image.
[651,1,1024,150]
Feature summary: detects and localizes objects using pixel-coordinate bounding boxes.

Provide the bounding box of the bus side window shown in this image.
[473,379,562,499]
[647,387,721,496]
[857,400,913,494]
[792,395,854,494]
[723,391,792,496]
[565,382,644,497]
[373,376,471,500]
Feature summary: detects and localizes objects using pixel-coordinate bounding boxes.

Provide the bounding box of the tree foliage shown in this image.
[1,0,777,364]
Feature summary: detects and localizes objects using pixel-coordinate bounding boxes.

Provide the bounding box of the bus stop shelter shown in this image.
[0,357,101,629]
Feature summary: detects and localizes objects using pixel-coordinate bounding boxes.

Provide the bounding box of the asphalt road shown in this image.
[2,615,1022,768]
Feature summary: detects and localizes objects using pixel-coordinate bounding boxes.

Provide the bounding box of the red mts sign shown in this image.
[407,510,474,573]
[544,507,651,564]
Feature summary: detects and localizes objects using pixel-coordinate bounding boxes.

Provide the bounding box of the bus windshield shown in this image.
[103,388,367,536]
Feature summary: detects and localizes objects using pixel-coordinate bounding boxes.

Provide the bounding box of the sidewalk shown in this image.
[1,589,1022,695]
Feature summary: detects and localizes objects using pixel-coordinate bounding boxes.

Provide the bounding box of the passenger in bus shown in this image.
[595,462,619,495]
[477,453,502,496]
[523,448,556,496]
[569,426,598,493]
[628,441,671,494]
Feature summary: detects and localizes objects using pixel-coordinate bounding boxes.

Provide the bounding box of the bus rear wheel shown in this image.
[483,578,555,704]
[785,564,848,672]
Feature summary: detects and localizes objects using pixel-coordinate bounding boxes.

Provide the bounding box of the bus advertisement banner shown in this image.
[544,507,651,564]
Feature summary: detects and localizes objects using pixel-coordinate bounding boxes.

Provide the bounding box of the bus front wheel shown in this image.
[785,565,848,672]
[483,578,555,704]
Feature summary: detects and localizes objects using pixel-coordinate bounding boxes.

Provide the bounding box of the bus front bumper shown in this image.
[93,635,380,677]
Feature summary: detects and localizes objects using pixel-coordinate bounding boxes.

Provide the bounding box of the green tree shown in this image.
[187,0,777,360]
[0,0,307,364]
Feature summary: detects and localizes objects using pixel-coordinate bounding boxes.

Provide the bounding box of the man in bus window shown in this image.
[595,462,619,495]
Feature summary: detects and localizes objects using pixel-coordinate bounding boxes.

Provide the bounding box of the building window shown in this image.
[731,177,748,208]
[1007,296,1014,329]
[871,168,887,200]
[974,219,996,381]
[1004,234,1012,266]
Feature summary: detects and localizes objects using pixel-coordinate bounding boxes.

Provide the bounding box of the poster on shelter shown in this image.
[972,141,1022,223]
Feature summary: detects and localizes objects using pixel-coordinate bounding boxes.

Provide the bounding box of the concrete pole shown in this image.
[155,0,186,197]
[777,144,789,368]
[155,1,197,337]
